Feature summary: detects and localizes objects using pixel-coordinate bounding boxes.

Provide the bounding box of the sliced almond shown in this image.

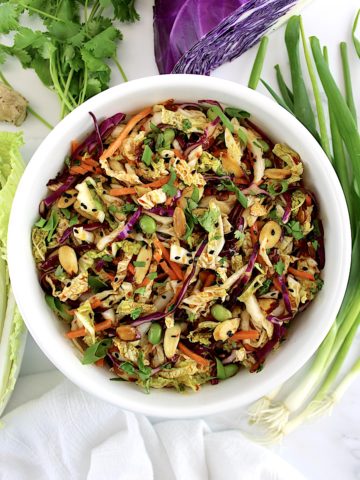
[213,318,240,341]
[259,221,282,249]
[264,168,291,180]
[164,324,181,358]
[173,207,186,238]
[57,189,78,209]
[58,245,78,275]
[134,246,152,284]
[258,298,277,313]
[116,325,138,341]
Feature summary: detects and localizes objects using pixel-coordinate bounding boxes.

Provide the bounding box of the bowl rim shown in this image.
[7,74,352,417]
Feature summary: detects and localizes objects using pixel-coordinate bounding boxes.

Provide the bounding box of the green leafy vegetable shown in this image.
[141,145,153,166]
[130,307,142,320]
[274,260,285,275]
[82,339,112,365]
[133,261,146,267]
[224,107,250,119]
[352,9,360,58]
[234,230,244,241]
[208,105,234,133]
[220,179,248,208]
[198,208,219,233]
[285,220,304,240]
[162,168,178,197]
[248,36,269,90]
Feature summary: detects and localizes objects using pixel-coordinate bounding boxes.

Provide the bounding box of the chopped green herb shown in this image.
[312,239,319,251]
[191,186,200,203]
[82,339,112,365]
[237,128,248,145]
[234,230,245,241]
[286,220,304,240]
[275,260,285,275]
[69,215,79,227]
[162,168,178,197]
[163,128,175,149]
[134,287,146,295]
[61,208,71,220]
[224,107,251,119]
[88,276,108,292]
[182,119,192,130]
[121,203,137,214]
[141,145,153,166]
[147,272,158,280]
[198,208,219,233]
[54,265,64,278]
[120,362,136,375]
[258,279,272,296]
[130,307,143,320]
[267,181,289,196]
[101,255,113,262]
[133,261,146,267]
[220,180,248,208]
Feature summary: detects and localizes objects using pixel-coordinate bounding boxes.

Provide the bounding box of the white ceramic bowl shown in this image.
[8,75,351,418]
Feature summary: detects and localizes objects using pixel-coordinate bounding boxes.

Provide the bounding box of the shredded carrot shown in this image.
[288,267,315,281]
[69,164,93,175]
[66,319,112,339]
[144,176,171,189]
[305,194,312,206]
[160,261,178,280]
[71,140,79,154]
[138,277,150,288]
[155,272,167,281]
[250,222,260,245]
[128,263,135,275]
[109,187,137,196]
[178,342,210,366]
[153,238,184,280]
[106,272,115,282]
[230,330,260,341]
[233,177,249,185]
[154,248,162,263]
[165,196,173,206]
[273,277,282,292]
[95,358,105,367]
[243,343,256,352]
[203,273,216,288]
[82,157,99,167]
[90,297,103,309]
[101,106,153,160]
[174,148,185,159]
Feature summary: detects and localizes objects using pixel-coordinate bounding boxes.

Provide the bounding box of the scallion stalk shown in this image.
[340,42,357,124]
[248,37,269,90]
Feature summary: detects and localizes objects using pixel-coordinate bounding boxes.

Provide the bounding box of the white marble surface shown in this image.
[2,0,360,478]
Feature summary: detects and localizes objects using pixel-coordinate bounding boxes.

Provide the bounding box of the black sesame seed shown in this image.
[103,190,106,194]
[74,228,79,233]
[162,295,167,299]
[227,330,232,337]
[66,281,71,287]
[92,208,97,212]
[186,253,192,257]
[302,267,308,271]
[175,256,180,260]
[100,231,104,236]
[63,193,72,199]
[64,198,69,203]
[189,260,193,264]
[80,203,87,210]
[114,276,119,282]
[271,229,275,236]
[209,250,215,254]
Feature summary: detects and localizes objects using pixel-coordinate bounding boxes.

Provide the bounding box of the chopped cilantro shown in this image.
[61,208,71,220]
[134,287,147,295]
[258,279,272,296]
[182,119,192,130]
[121,203,137,214]
[224,107,250,119]
[274,260,285,275]
[286,220,304,240]
[147,272,158,280]
[191,186,200,203]
[198,208,219,233]
[234,230,244,241]
[54,265,64,278]
[101,254,113,262]
[82,339,112,365]
[130,307,143,320]
[312,239,319,251]
[162,168,178,197]
[69,215,79,227]
[267,181,289,196]
[220,179,248,208]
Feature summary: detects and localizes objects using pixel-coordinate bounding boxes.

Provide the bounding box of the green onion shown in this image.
[352,9,360,58]
[299,18,331,158]
[208,105,234,133]
[274,64,294,111]
[260,79,292,113]
[285,16,319,140]
[340,42,357,125]
[248,36,269,90]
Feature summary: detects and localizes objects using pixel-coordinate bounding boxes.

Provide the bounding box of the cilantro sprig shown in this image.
[0,2,140,119]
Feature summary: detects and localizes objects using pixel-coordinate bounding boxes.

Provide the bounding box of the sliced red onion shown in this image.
[282,192,292,224]
[132,240,207,326]
[184,116,220,157]
[95,259,106,272]
[203,174,232,182]
[222,351,237,364]
[277,274,293,316]
[253,324,287,365]
[116,208,142,241]
[43,175,77,209]
[39,254,59,272]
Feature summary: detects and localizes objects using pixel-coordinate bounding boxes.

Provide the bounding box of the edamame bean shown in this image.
[139,215,156,234]
[211,304,232,321]
[223,364,239,378]
[148,322,162,345]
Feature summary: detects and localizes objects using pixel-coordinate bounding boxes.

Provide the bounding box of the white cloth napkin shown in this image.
[0,375,304,480]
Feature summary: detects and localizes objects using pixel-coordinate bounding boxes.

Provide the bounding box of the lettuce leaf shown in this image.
[0,132,26,417]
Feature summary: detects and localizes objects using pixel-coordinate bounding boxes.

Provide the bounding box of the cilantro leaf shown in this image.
[286,220,304,240]
[267,181,289,196]
[258,279,272,296]
[83,26,121,59]
[162,168,178,197]
[0,3,20,34]
[121,203,137,214]
[234,230,244,240]
[141,145,153,166]
[274,260,285,275]
[130,307,142,320]
[133,261,146,267]
[147,272,158,280]
[82,339,112,365]
[220,180,248,208]
[134,287,146,295]
[312,239,319,251]
[111,0,140,22]
[198,208,219,233]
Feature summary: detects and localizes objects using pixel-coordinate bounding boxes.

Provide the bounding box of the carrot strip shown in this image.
[273,277,282,292]
[250,222,260,245]
[288,267,315,281]
[305,194,312,206]
[128,263,135,275]
[160,261,178,280]
[203,273,216,288]
[153,238,184,280]
[178,342,210,366]
[144,175,170,189]
[69,165,93,175]
[233,177,249,185]
[106,272,115,282]
[138,277,150,288]
[90,297,103,309]
[230,330,260,341]
[174,149,185,159]
[95,358,105,367]
[154,248,162,263]
[101,106,153,160]
[66,319,112,339]
[243,343,256,352]
[82,157,99,167]
[109,187,137,196]
[71,140,79,154]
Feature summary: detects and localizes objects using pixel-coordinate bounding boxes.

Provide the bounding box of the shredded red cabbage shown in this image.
[228,243,259,305]
[254,323,287,365]
[149,206,175,216]
[43,176,77,209]
[116,208,142,240]
[89,112,103,156]
[281,192,292,223]
[267,313,292,325]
